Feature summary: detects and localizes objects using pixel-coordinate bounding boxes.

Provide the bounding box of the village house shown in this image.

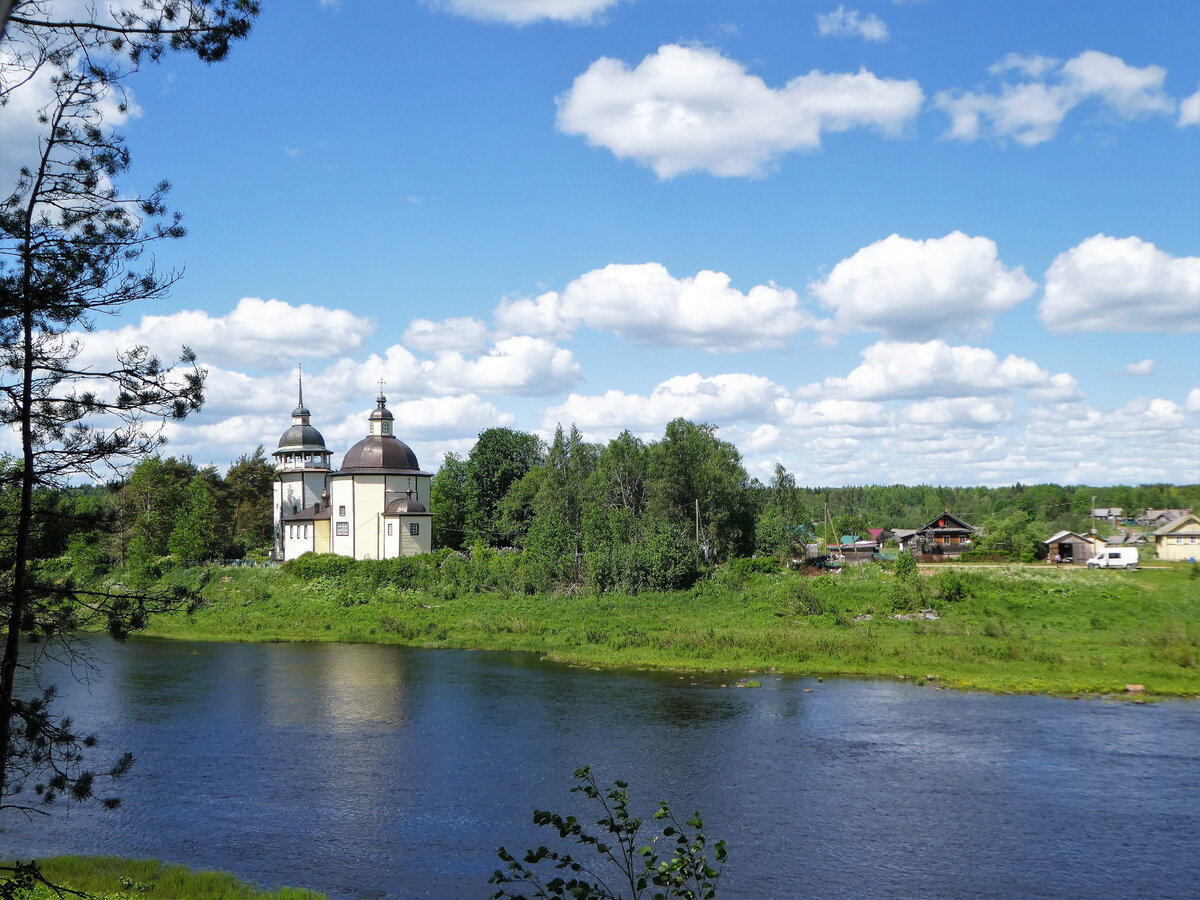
[1140,508,1192,529]
[896,512,976,557]
[1153,512,1200,562]
[1090,507,1124,523]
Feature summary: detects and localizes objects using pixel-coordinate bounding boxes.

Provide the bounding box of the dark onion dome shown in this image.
[276,422,329,453]
[340,435,422,472]
[385,495,428,515]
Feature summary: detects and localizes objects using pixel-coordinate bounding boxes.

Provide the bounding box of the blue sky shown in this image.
[5,0,1199,486]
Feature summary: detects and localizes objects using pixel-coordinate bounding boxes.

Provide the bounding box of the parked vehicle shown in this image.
[1086,548,1140,569]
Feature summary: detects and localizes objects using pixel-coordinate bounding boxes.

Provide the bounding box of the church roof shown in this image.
[340,435,424,473]
[385,495,429,515]
[275,422,329,454]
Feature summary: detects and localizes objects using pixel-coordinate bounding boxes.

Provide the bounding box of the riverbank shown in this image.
[142,560,1199,697]
[6,856,326,899]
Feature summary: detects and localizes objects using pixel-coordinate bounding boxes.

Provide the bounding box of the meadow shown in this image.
[144,559,1200,697]
[6,857,326,900]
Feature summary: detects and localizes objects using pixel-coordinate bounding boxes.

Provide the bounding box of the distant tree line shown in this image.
[2,447,275,584]
[432,420,1199,575]
[6,421,1197,589]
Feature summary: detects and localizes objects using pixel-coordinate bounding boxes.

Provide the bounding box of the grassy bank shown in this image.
[8,856,326,899]
[143,560,1200,697]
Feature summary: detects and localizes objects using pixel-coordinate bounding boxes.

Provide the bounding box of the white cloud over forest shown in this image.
[809,232,1036,340]
[495,262,814,351]
[1040,235,1200,333]
[556,44,923,178]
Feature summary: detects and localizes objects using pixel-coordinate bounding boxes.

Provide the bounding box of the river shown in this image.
[2,638,1198,898]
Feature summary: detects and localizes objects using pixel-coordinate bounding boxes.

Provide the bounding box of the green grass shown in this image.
[8,856,327,899]
[142,562,1200,697]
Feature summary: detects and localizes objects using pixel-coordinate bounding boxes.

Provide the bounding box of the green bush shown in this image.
[931,568,971,602]
[727,556,781,577]
[893,552,917,580]
[284,552,355,580]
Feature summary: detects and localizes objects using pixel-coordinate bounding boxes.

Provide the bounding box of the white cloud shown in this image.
[1125,359,1155,376]
[424,0,620,24]
[1179,86,1200,127]
[543,372,790,437]
[936,50,1174,145]
[556,44,923,178]
[821,340,1057,400]
[899,396,1013,425]
[988,53,1059,79]
[809,232,1036,340]
[402,317,490,353]
[1185,386,1200,416]
[495,262,815,351]
[1040,235,1200,333]
[816,6,889,43]
[423,335,581,396]
[0,45,138,187]
[71,297,374,371]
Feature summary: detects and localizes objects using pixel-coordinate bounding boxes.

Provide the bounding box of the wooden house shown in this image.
[1044,531,1105,564]
[898,512,976,557]
[1153,512,1200,562]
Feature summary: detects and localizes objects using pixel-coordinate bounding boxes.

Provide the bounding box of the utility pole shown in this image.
[1091,494,1097,535]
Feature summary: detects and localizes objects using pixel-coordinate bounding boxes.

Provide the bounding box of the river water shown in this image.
[1,638,1198,899]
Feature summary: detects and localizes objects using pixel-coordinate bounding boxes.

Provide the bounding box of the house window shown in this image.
[387,523,393,536]
[1190,536,1198,544]
[336,522,349,536]
[409,523,420,536]
[338,505,346,517]
[303,525,309,539]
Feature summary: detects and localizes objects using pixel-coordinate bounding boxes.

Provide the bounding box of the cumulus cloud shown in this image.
[556,44,923,178]
[543,372,791,437]
[816,6,889,43]
[809,232,1036,340]
[71,297,374,371]
[402,317,490,353]
[495,263,815,351]
[1125,359,1155,376]
[423,335,581,396]
[899,396,1014,425]
[936,50,1174,145]
[0,44,138,186]
[1040,235,1200,333]
[1186,386,1200,415]
[820,340,1058,400]
[424,0,620,24]
[1180,86,1200,127]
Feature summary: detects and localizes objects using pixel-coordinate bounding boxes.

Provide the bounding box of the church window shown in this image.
[409,523,420,536]
[336,522,349,536]
[387,523,393,536]
[338,505,346,517]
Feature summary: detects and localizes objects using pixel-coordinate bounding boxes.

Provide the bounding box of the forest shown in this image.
[11,418,1198,595]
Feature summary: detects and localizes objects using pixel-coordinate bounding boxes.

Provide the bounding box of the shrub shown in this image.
[894,552,917,580]
[284,552,355,580]
[932,568,971,602]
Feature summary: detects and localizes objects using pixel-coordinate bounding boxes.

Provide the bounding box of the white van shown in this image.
[1086,547,1140,569]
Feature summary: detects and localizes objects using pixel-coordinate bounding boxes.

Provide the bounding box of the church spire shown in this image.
[292,363,311,423]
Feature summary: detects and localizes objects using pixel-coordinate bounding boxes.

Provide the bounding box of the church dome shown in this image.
[341,435,421,472]
[277,422,328,453]
[385,495,428,515]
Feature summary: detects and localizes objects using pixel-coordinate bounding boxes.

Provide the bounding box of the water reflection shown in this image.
[4,638,1199,900]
